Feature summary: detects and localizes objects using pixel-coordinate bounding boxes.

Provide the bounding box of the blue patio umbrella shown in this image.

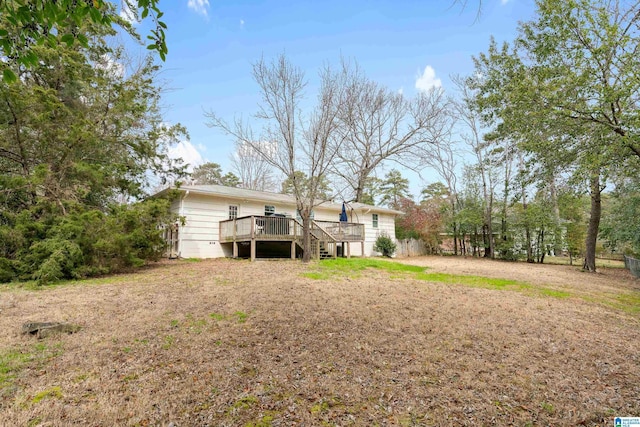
[339,202,348,222]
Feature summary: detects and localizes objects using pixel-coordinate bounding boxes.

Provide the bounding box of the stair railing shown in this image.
[311,220,337,259]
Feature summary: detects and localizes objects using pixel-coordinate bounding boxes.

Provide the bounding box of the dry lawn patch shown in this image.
[0,256,639,426]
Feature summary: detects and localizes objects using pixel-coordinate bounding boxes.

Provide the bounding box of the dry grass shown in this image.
[0,256,639,426]
[543,256,625,269]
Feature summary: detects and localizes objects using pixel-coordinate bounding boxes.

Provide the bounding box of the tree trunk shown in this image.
[473,229,479,257]
[453,223,459,255]
[482,224,490,258]
[302,213,311,263]
[498,196,508,259]
[480,166,494,259]
[522,193,533,263]
[499,148,511,258]
[583,174,601,272]
[354,166,374,203]
[536,228,545,263]
[354,185,364,204]
[450,198,459,256]
[519,156,533,263]
[549,176,562,256]
[484,211,493,258]
[525,226,533,263]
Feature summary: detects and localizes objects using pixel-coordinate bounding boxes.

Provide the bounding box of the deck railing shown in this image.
[220,216,364,252]
[313,220,365,242]
[219,216,364,260]
[220,216,302,243]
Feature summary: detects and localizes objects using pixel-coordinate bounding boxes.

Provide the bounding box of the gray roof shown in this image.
[156,184,404,215]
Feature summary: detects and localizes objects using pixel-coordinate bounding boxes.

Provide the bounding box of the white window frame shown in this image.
[372,213,379,228]
[265,205,275,216]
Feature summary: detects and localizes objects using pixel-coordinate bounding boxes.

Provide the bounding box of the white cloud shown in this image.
[168,140,205,172]
[415,65,442,92]
[96,54,125,79]
[501,0,510,4]
[398,87,404,95]
[240,19,245,29]
[188,0,210,17]
[120,1,137,24]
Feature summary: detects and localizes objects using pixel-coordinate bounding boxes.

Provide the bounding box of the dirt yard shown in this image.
[1,256,639,426]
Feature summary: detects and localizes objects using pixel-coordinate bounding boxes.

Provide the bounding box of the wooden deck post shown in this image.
[250,215,256,262]
[347,242,351,258]
[361,241,365,257]
[291,241,296,259]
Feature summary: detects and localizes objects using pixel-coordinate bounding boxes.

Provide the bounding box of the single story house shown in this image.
[155,184,403,260]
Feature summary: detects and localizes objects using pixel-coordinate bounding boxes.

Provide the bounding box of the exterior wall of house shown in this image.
[176,193,301,258]
[172,192,397,259]
[359,209,396,256]
[174,193,225,258]
[313,205,364,256]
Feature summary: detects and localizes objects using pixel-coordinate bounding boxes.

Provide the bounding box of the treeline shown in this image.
[0,6,184,284]
[462,0,640,271]
[389,170,638,264]
[391,0,640,269]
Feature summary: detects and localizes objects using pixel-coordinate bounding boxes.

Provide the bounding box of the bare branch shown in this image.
[205,53,347,261]
[332,59,452,202]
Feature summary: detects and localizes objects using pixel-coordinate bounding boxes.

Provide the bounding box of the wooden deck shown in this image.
[219,216,365,260]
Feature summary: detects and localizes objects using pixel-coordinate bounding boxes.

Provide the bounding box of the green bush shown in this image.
[0,258,16,283]
[495,237,522,261]
[374,233,397,257]
[0,197,176,285]
[30,238,84,284]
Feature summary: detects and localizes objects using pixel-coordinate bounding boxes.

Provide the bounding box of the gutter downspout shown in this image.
[178,190,189,258]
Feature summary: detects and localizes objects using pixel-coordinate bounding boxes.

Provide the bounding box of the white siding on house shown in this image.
[176,195,300,258]
[346,209,396,256]
[177,194,225,258]
[166,187,400,259]
[369,212,396,256]
[312,206,343,222]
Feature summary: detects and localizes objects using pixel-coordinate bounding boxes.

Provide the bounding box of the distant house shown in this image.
[155,185,402,260]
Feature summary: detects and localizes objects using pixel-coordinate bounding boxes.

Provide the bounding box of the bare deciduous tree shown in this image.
[452,74,499,258]
[230,140,279,192]
[334,61,451,203]
[421,133,461,254]
[205,54,346,262]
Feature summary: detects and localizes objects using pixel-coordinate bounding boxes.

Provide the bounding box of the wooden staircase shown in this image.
[294,220,337,260]
[310,239,334,259]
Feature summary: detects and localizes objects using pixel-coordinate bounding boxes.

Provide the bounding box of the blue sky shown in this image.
[124,0,536,197]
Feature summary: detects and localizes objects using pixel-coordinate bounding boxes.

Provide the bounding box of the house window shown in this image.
[372,213,379,228]
[229,205,238,220]
[265,205,275,216]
